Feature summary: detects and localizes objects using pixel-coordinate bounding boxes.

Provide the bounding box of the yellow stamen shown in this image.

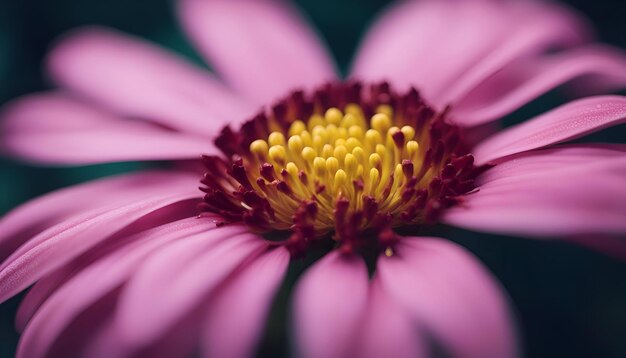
[239,102,436,236]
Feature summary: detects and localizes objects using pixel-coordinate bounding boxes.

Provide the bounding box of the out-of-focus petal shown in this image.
[444,150,626,237]
[0,171,199,261]
[454,46,626,126]
[1,93,218,165]
[292,252,369,358]
[473,96,626,164]
[0,174,201,303]
[15,218,220,358]
[352,0,588,105]
[111,229,264,351]
[177,0,337,105]
[47,27,253,135]
[350,277,426,358]
[201,247,289,358]
[377,237,518,358]
[435,1,589,105]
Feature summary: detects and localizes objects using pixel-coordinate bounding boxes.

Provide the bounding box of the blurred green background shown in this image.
[1,0,626,357]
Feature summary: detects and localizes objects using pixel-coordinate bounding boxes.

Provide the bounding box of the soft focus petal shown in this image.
[201,247,289,358]
[454,46,626,126]
[178,0,337,105]
[0,170,198,261]
[14,213,220,332]
[292,252,369,358]
[473,96,626,164]
[377,237,517,358]
[47,27,253,134]
[352,0,588,105]
[435,1,589,105]
[0,93,218,165]
[0,174,201,303]
[15,218,218,358]
[445,149,626,237]
[111,229,263,351]
[351,277,426,358]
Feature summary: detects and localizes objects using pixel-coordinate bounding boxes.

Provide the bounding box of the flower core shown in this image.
[200,82,480,256]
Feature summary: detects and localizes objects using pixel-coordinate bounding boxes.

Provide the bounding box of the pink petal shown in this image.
[350,277,426,358]
[0,176,201,303]
[478,144,626,185]
[377,237,518,358]
[444,151,626,237]
[14,211,220,332]
[0,170,200,262]
[177,0,337,105]
[15,217,219,358]
[473,96,626,164]
[351,0,588,105]
[435,1,589,105]
[47,27,253,135]
[111,229,264,350]
[1,93,218,165]
[292,252,369,358]
[201,247,289,358]
[454,46,626,126]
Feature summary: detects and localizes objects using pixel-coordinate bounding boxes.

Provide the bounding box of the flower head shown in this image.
[1,0,626,357]
[201,82,483,258]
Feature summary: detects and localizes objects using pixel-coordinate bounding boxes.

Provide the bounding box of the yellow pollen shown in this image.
[325,108,343,125]
[288,135,304,154]
[313,157,326,177]
[288,120,306,136]
[241,104,435,236]
[371,113,391,133]
[268,145,286,165]
[250,139,269,159]
[302,146,316,162]
[326,157,340,175]
[334,169,347,191]
[401,126,415,141]
[384,247,394,257]
[268,132,286,146]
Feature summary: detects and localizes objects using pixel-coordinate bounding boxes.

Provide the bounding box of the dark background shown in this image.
[1,0,626,357]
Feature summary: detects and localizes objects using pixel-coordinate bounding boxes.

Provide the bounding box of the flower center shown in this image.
[200,82,481,257]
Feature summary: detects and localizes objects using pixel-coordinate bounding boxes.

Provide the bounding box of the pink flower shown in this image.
[2,0,626,357]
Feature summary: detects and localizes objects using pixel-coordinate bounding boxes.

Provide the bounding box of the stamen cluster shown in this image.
[200,82,481,256]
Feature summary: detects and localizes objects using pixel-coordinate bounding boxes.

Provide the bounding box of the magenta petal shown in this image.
[377,237,518,358]
[473,96,626,164]
[47,27,253,134]
[444,149,626,237]
[111,229,263,350]
[178,0,337,105]
[477,144,626,186]
[292,252,368,358]
[455,46,626,126]
[201,247,289,358]
[435,1,589,105]
[351,0,451,97]
[0,170,199,251]
[351,277,426,358]
[1,93,218,165]
[15,217,218,358]
[0,173,201,303]
[0,170,198,261]
[352,0,588,105]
